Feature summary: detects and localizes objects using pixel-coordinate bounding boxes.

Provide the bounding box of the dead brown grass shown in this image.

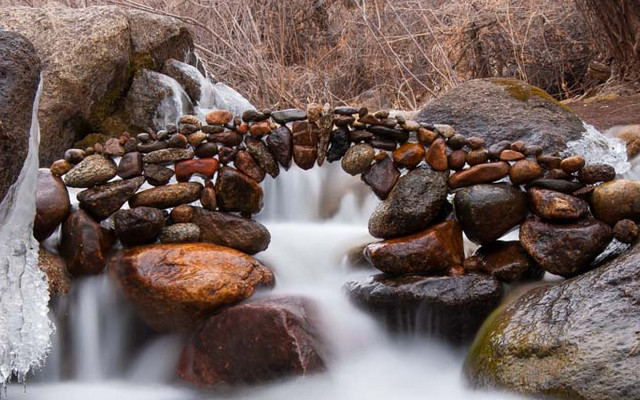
[3,0,596,109]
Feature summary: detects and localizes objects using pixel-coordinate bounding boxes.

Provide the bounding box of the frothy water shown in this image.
[0,78,53,388]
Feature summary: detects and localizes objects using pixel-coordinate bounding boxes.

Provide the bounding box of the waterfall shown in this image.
[0,78,53,388]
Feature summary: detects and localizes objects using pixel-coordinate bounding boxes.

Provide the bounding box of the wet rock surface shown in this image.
[591,179,640,225]
[528,187,588,221]
[465,241,640,399]
[449,162,510,189]
[129,182,202,209]
[34,169,70,241]
[109,242,274,332]
[192,207,270,254]
[454,184,528,245]
[38,248,70,296]
[59,209,115,276]
[368,166,448,238]
[215,167,263,214]
[464,241,543,282]
[77,176,145,220]
[361,156,400,200]
[63,155,117,188]
[345,273,503,343]
[178,296,325,386]
[520,217,613,277]
[114,206,166,246]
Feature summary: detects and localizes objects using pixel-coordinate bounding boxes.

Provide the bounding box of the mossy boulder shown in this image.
[415,78,585,155]
[0,6,193,165]
[465,240,640,399]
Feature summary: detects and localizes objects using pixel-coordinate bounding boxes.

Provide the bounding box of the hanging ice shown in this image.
[0,78,53,387]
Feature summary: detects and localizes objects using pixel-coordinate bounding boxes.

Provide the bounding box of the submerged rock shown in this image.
[465,241,640,399]
[454,183,528,245]
[368,166,448,238]
[59,209,115,276]
[109,242,274,332]
[34,169,70,241]
[345,273,503,343]
[178,296,325,386]
[364,221,464,275]
[192,208,270,254]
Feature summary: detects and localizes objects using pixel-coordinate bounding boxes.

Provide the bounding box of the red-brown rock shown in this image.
[464,241,543,282]
[234,151,265,183]
[215,167,264,214]
[449,162,510,189]
[499,150,525,161]
[34,169,70,241]
[528,187,588,221]
[509,159,543,185]
[448,149,467,171]
[392,142,425,169]
[361,156,400,200]
[59,209,115,276]
[425,138,448,171]
[178,296,325,386]
[205,110,232,125]
[175,158,219,182]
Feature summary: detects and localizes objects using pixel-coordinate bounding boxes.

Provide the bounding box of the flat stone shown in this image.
[464,240,543,282]
[519,217,612,277]
[368,166,448,238]
[215,167,264,214]
[271,108,307,124]
[143,163,174,186]
[175,158,219,182]
[159,223,200,243]
[129,182,203,209]
[449,162,510,189]
[63,155,117,188]
[591,179,640,224]
[192,207,271,254]
[334,106,359,115]
[34,169,70,241]
[345,273,503,343]
[114,206,165,246]
[143,148,194,164]
[208,131,243,146]
[526,178,583,193]
[361,156,400,200]
[454,183,527,245]
[59,209,115,276]
[366,125,409,142]
[77,176,145,220]
[326,127,350,163]
[364,221,464,275]
[528,187,588,221]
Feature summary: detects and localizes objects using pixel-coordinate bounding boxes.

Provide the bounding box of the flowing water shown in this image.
[4,65,634,399]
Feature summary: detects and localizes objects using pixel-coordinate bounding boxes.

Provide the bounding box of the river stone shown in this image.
[368,166,448,238]
[114,206,165,246]
[0,6,193,165]
[508,159,543,185]
[613,219,639,244]
[0,30,40,202]
[246,138,279,178]
[108,242,275,332]
[63,155,117,188]
[159,223,200,244]
[449,162,510,189]
[77,176,145,221]
[365,221,464,275]
[392,142,425,169]
[175,158,219,182]
[591,179,640,225]
[215,167,264,214]
[464,241,543,282]
[235,151,266,183]
[34,169,70,241]
[528,187,588,221]
[465,240,640,399]
[59,209,115,276]
[342,143,375,175]
[117,151,143,179]
[345,273,503,343]
[192,207,270,254]
[425,138,448,171]
[520,217,613,277]
[454,184,528,245]
[266,126,293,169]
[361,156,400,200]
[143,148,194,164]
[326,127,351,163]
[143,163,173,186]
[178,296,325,386]
[415,78,585,155]
[38,248,70,296]
[526,178,583,194]
[271,108,307,124]
[129,182,203,209]
[578,163,616,184]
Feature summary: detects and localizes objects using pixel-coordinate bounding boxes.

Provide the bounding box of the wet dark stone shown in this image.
[370,137,398,151]
[519,217,613,277]
[218,146,239,164]
[349,130,374,142]
[235,151,266,183]
[242,109,268,122]
[208,131,243,147]
[345,273,503,343]
[246,138,279,178]
[266,126,293,169]
[59,209,115,276]
[526,178,583,193]
[578,163,616,184]
[366,125,409,142]
[77,176,145,221]
[215,167,264,214]
[454,183,528,245]
[464,241,543,282]
[143,164,174,186]
[117,152,143,179]
[334,106,359,115]
[137,140,169,153]
[114,206,165,246]
[528,187,588,221]
[326,127,351,163]
[192,207,271,254]
[194,142,218,158]
[361,156,400,200]
[34,169,71,241]
[271,108,307,124]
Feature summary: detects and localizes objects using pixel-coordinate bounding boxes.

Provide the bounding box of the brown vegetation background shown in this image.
[2,0,638,109]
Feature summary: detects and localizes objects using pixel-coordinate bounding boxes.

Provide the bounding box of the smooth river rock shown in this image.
[591,179,640,225]
[528,187,588,221]
[34,169,70,241]
[464,240,543,283]
[59,209,115,276]
[341,143,374,175]
[368,166,448,238]
[63,155,117,188]
[454,183,528,245]
[77,176,145,221]
[178,296,325,386]
[192,208,270,254]
[364,221,464,275]
[215,167,263,214]
[109,242,275,332]
[114,206,165,246]
[449,162,510,189]
[129,182,202,209]
[465,241,640,399]
[520,217,613,277]
[266,125,293,169]
[345,273,503,343]
[361,156,400,200]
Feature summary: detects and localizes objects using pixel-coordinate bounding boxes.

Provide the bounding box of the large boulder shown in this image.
[415,78,585,155]
[0,29,40,202]
[108,242,275,332]
[178,296,325,386]
[465,241,640,399]
[0,6,193,165]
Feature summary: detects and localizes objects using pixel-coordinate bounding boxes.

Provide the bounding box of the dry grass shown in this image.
[3,0,596,109]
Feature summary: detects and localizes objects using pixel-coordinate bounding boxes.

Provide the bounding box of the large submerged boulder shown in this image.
[109,243,274,332]
[0,29,40,202]
[0,6,193,165]
[465,241,640,399]
[415,78,585,155]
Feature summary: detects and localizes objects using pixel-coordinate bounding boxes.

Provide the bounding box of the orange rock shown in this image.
[449,162,510,189]
[175,158,219,182]
[509,159,543,185]
[205,110,233,125]
[249,121,271,137]
[425,138,448,171]
[500,149,525,161]
[108,242,275,332]
[392,142,425,169]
